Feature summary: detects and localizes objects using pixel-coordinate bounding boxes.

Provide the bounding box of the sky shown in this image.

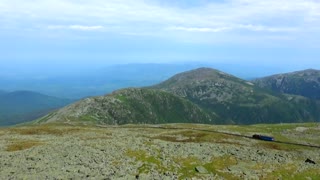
[1,0,320,75]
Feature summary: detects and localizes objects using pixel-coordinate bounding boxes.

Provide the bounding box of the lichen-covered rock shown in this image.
[195,166,208,173]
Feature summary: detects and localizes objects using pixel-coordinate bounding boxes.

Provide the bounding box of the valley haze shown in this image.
[1,0,320,91]
[1,0,320,98]
[0,63,319,99]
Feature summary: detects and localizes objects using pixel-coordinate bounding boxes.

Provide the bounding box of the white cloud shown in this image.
[69,25,103,31]
[48,25,104,31]
[237,24,298,32]
[168,26,230,33]
[0,0,319,41]
[168,24,298,33]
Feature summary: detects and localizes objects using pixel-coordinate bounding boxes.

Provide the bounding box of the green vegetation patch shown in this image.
[291,168,320,179]
[203,155,238,179]
[256,163,320,179]
[153,129,243,145]
[126,149,170,174]
[116,95,128,103]
[173,156,202,179]
[9,124,89,136]
[172,155,238,179]
[256,140,315,151]
[78,115,96,122]
[6,140,44,152]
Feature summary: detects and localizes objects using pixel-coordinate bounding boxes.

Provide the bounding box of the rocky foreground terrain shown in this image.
[0,123,319,179]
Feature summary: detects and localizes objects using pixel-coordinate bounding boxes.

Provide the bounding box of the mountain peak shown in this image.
[294,69,320,76]
[253,69,320,99]
[304,68,318,71]
[266,69,320,77]
[152,67,242,90]
[176,67,233,78]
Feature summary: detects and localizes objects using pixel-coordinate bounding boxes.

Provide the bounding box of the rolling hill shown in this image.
[36,88,216,125]
[252,69,320,100]
[152,68,320,124]
[0,91,73,126]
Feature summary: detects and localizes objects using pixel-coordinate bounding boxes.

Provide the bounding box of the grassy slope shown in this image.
[36,88,217,125]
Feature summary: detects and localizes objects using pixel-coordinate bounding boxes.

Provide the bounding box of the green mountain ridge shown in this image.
[0,91,73,126]
[36,88,216,125]
[252,69,320,100]
[34,67,320,126]
[152,68,320,124]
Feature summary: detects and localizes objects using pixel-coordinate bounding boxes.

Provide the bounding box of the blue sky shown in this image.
[1,0,320,74]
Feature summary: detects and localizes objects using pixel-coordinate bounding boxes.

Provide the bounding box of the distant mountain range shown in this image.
[0,64,203,99]
[35,68,320,125]
[0,91,73,126]
[0,90,6,95]
[0,63,298,99]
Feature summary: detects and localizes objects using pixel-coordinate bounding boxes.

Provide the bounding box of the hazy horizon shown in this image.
[1,0,320,76]
[1,0,320,98]
[0,61,317,80]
